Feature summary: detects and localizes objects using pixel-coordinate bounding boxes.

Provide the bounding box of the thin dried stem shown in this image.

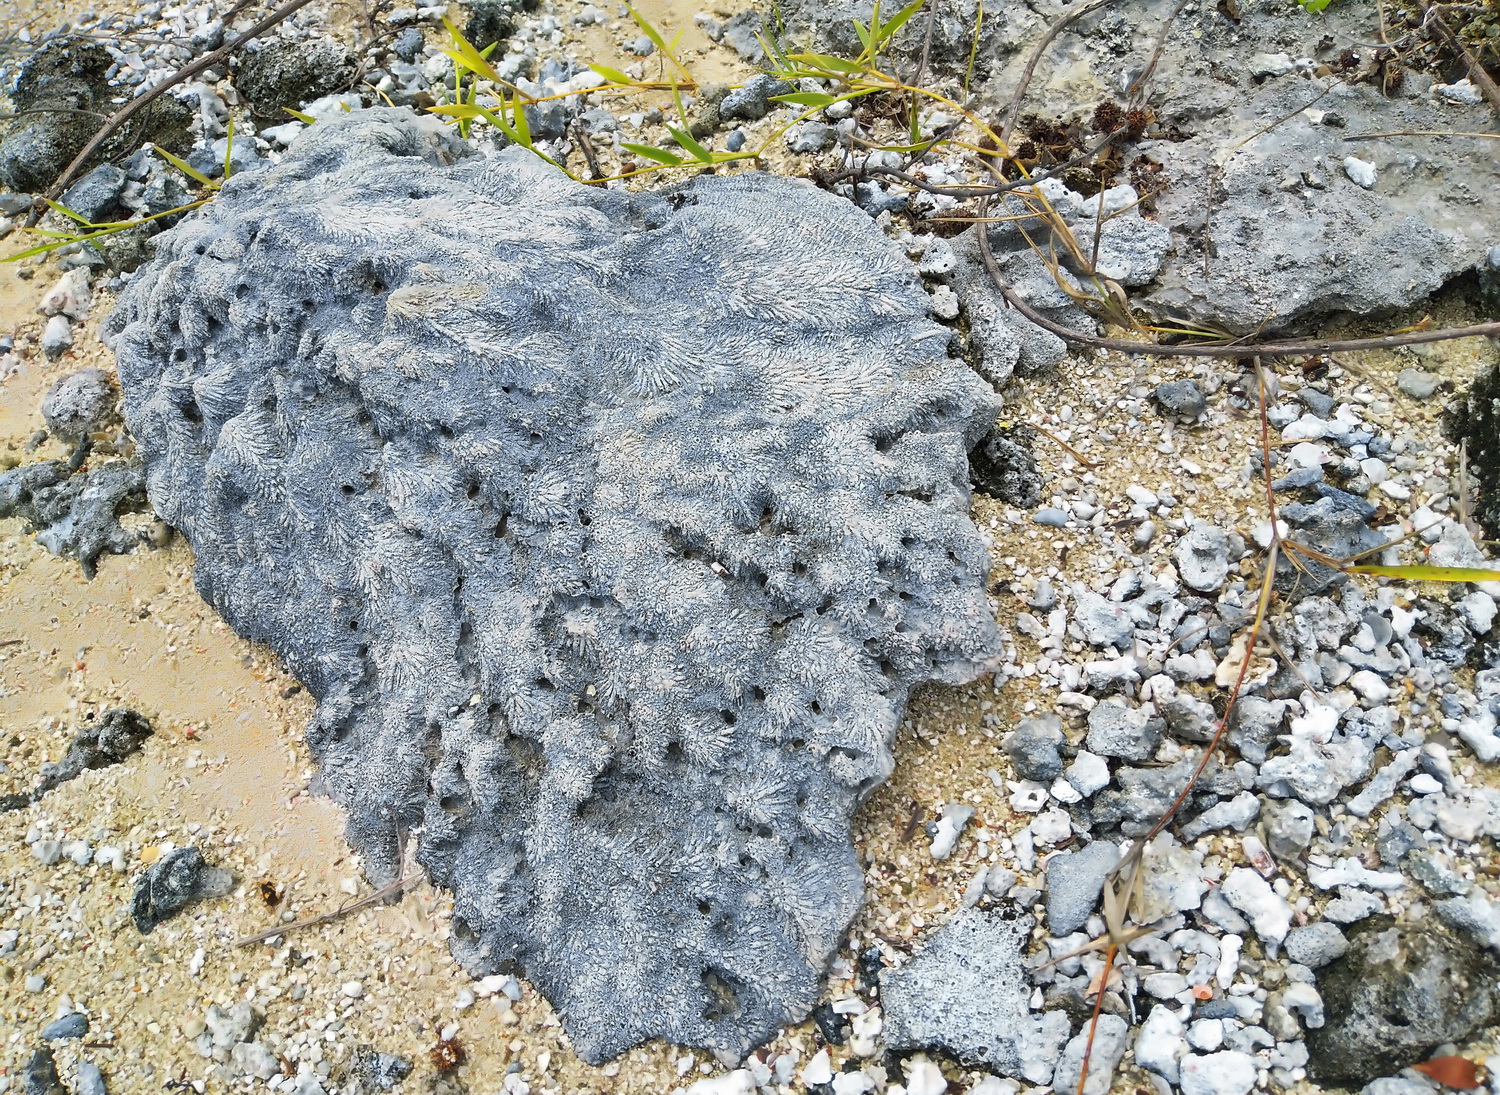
[234,875,419,947]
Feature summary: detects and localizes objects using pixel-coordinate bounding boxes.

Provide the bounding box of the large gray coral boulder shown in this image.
[106,109,1001,1062]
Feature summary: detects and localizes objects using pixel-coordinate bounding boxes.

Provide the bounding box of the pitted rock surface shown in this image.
[106,109,1002,1061]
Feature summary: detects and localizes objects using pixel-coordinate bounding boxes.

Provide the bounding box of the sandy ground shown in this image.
[1,0,1498,1092]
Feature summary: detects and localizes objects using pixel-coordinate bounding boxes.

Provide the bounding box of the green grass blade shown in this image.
[771,91,838,108]
[667,125,714,162]
[223,115,235,180]
[589,63,633,84]
[152,145,219,189]
[1348,564,1500,583]
[877,0,927,46]
[784,50,865,74]
[283,107,316,124]
[441,16,502,81]
[44,200,96,227]
[509,97,532,146]
[621,142,685,165]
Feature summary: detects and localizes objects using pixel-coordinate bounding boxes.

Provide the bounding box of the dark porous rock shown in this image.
[106,109,1002,1063]
[235,37,358,121]
[21,1046,65,1095]
[37,708,153,794]
[718,74,795,122]
[131,846,235,933]
[1153,379,1206,422]
[60,164,128,225]
[1446,363,1500,540]
[42,367,115,442]
[881,907,1035,1073]
[463,0,540,51]
[969,423,1041,507]
[1307,918,1499,1086]
[0,38,192,195]
[0,459,147,578]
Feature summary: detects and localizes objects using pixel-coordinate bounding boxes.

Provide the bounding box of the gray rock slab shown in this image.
[1045,839,1119,935]
[1051,1013,1128,1095]
[107,108,1003,1063]
[881,908,1035,1074]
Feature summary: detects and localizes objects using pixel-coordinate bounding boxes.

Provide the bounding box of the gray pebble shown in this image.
[74,1061,107,1095]
[1004,715,1064,781]
[1053,1013,1129,1095]
[1153,380,1206,421]
[41,1013,89,1041]
[1074,590,1135,648]
[1086,699,1159,762]
[41,368,113,443]
[131,847,235,933]
[725,128,745,153]
[1174,524,1234,592]
[719,74,794,121]
[21,1045,64,1095]
[1032,507,1068,527]
[41,315,73,360]
[788,122,835,154]
[1297,388,1336,417]
[1266,798,1314,858]
[1396,368,1443,401]
[1180,790,1260,840]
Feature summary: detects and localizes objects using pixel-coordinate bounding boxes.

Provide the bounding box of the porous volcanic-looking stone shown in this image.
[106,109,1002,1061]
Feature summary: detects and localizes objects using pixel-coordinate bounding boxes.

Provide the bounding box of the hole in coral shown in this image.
[700,968,741,1023]
[181,399,203,424]
[495,513,510,538]
[341,484,356,496]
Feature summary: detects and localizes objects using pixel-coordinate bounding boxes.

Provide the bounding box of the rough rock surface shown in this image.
[1306,918,1499,1085]
[792,1,1497,334]
[0,458,147,577]
[106,109,1002,1062]
[234,37,358,121]
[880,908,1034,1074]
[959,0,1499,332]
[0,38,191,195]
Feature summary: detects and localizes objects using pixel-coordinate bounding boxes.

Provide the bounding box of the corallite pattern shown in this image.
[107,109,1001,1061]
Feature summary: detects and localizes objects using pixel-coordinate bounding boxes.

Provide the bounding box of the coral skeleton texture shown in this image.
[107,109,1001,1060]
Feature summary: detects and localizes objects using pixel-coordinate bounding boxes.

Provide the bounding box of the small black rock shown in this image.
[1152,379,1207,421]
[131,846,235,933]
[37,707,153,794]
[21,1046,65,1095]
[1306,918,1499,1086]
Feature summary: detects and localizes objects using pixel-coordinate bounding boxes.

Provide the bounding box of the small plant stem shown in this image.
[1001,0,1116,143]
[1127,0,1192,109]
[974,200,1500,356]
[1074,942,1118,1095]
[35,0,320,220]
[234,875,418,947]
[1423,1,1500,116]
